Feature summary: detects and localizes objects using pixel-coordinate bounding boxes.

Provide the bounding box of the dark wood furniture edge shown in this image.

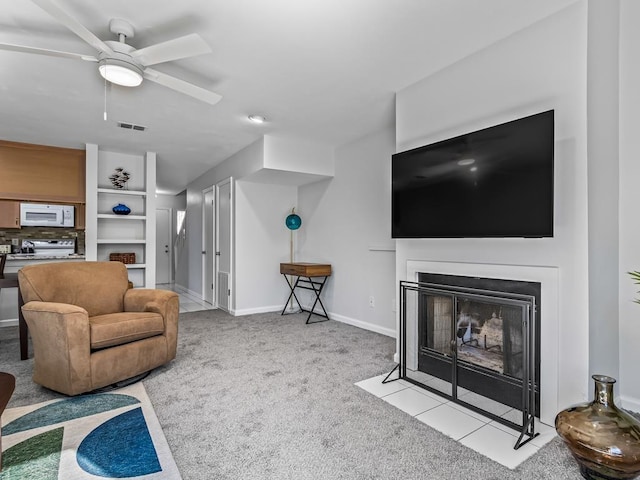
[0,273,28,360]
[18,286,27,360]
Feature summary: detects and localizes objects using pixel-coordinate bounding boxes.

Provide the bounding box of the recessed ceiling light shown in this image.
[470,166,478,172]
[457,158,475,166]
[248,115,266,124]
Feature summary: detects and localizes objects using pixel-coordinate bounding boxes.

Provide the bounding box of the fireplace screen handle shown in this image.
[450,339,457,356]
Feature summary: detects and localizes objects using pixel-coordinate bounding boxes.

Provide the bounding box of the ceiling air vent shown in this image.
[117,122,147,132]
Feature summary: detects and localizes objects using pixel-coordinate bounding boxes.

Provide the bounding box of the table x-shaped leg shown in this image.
[280,274,329,324]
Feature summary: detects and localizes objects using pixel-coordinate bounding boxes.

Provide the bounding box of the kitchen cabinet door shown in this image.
[0,200,20,229]
[0,140,85,203]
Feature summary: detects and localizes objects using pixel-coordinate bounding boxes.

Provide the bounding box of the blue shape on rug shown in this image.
[77,407,161,478]
[3,394,140,436]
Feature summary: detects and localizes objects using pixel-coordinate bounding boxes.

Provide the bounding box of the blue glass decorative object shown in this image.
[112,203,131,215]
[285,213,302,230]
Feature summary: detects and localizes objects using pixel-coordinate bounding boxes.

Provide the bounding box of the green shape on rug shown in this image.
[0,427,63,480]
[4,394,140,435]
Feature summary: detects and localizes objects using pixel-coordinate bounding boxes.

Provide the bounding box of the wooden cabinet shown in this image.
[0,201,20,229]
[0,140,85,203]
[74,203,85,230]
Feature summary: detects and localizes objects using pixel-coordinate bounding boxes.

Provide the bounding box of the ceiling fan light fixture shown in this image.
[248,115,266,124]
[457,158,475,166]
[98,58,143,87]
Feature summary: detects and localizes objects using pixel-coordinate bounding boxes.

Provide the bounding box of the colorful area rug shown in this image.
[0,382,181,479]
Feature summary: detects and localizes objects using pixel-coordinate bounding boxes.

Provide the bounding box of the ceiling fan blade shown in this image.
[144,68,222,106]
[0,42,97,62]
[132,33,211,66]
[31,0,112,54]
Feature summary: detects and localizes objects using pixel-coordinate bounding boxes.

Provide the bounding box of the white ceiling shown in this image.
[0,0,576,194]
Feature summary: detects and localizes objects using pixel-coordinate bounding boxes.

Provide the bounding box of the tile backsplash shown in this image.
[0,227,84,254]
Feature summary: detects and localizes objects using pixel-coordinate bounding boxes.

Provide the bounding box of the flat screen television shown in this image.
[392,110,554,238]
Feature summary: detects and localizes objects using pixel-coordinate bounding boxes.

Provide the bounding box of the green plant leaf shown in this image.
[629,271,640,304]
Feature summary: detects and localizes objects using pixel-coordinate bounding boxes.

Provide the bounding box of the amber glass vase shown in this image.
[555,375,640,480]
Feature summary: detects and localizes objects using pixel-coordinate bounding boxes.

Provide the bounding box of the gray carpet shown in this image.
[0,310,583,479]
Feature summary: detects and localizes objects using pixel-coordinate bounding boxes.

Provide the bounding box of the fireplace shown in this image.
[395,271,544,448]
[400,261,560,430]
[417,273,541,417]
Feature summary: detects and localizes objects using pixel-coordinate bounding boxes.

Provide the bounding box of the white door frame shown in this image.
[155,207,173,284]
[216,177,233,312]
[201,186,215,305]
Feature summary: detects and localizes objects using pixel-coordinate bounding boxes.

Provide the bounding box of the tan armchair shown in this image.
[18,261,179,396]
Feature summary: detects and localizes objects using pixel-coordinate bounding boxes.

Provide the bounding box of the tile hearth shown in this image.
[355,374,557,469]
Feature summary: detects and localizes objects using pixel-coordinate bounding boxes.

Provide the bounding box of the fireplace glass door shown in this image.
[422,294,526,378]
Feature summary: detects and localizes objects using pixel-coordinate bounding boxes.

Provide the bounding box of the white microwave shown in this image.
[20,203,75,227]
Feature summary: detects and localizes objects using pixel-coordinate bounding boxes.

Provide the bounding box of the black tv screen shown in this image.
[392,110,554,238]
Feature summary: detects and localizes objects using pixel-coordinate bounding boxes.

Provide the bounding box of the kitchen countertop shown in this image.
[6,254,86,261]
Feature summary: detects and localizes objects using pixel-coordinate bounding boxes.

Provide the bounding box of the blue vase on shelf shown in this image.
[112,203,131,215]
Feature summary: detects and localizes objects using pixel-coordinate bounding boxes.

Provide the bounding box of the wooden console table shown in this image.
[0,273,28,360]
[280,263,331,324]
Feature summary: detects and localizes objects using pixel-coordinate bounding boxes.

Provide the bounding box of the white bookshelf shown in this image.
[85,144,157,288]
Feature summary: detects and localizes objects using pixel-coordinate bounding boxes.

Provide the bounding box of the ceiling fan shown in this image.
[0,0,222,105]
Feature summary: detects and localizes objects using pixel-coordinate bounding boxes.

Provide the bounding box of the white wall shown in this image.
[156,192,186,210]
[618,0,640,412]
[184,137,329,314]
[185,139,265,297]
[586,0,620,387]
[298,128,397,336]
[234,181,298,314]
[395,2,591,408]
[264,135,334,176]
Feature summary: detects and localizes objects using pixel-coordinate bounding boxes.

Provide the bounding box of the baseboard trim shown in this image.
[620,395,640,414]
[328,312,395,338]
[0,318,18,328]
[230,305,396,338]
[233,305,282,316]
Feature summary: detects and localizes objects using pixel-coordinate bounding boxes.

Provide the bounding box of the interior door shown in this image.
[203,187,215,305]
[155,208,171,284]
[216,179,232,312]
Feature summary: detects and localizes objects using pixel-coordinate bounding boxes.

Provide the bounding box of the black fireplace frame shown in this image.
[386,280,539,450]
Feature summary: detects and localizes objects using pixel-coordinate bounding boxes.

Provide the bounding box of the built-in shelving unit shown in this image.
[97,214,147,220]
[85,144,156,288]
[96,239,147,244]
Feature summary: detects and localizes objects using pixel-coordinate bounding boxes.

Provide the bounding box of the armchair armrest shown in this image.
[22,301,87,317]
[123,289,179,359]
[20,301,92,396]
[124,289,178,316]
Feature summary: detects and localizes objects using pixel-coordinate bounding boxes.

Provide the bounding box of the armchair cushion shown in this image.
[90,312,165,349]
